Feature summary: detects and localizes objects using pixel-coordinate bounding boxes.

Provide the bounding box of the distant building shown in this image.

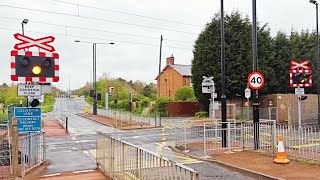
[155,55,192,98]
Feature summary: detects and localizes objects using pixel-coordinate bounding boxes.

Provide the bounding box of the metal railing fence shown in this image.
[56,113,68,131]
[175,120,320,162]
[242,120,277,154]
[204,122,242,156]
[175,123,204,152]
[0,123,12,178]
[97,109,161,128]
[277,124,320,161]
[235,107,278,121]
[19,132,45,176]
[97,131,199,180]
[1,124,45,178]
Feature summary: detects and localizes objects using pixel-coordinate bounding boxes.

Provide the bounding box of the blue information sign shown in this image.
[14,107,42,133]
[14,107,41,117]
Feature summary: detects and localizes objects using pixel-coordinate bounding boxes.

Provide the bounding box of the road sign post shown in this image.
[245,87,251,120]
[14,107,42,133]
[202,77,216,123]
[290,60,312,128]
[248,71,265,150]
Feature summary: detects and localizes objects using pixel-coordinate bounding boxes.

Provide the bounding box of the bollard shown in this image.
[65,117,68,133]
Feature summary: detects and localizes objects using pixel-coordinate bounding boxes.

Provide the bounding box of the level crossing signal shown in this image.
[289,60,312,87]
[10,33,59,83]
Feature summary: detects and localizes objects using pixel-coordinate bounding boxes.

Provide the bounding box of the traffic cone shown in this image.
[273,135,290,164]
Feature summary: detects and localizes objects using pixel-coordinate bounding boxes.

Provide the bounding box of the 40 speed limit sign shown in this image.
[248,72,265,90]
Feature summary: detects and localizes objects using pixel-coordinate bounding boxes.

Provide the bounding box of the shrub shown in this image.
[175,86,195,101]
[195,111,208,118]
[85,96,92,105]
[156,97,172,117]
[140,98,151,108]
[117,100,130,110]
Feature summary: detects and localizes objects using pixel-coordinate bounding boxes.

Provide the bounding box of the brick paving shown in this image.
[42,118,69,137]
[185,143,320,180]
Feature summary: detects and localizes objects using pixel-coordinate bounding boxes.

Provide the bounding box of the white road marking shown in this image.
[41,173,61,177]
[73,169,94,174]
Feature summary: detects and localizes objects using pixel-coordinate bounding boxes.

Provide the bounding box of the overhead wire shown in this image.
[0,4,198,35]
[51,0,203,27]
[0,27,193,51]
[0,15,195,44]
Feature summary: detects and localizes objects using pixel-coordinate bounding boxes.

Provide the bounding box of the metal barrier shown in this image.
[97,131,199,180]
[242,120,276,154]
[97,109,161,128]
[277,124,320,161]
[204,122,242,156]
[175,120,320,162]
[0,123,12,178]
[175,121,275,154]
[1,124,45,178]
[56,113,68,132]
[19,132,45,176]
[175,123,204,152]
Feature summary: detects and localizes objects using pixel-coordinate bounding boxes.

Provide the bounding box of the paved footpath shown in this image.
[41,117,97,176]
[185,145,320,180]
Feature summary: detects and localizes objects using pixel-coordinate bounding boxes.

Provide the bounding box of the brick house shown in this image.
[155,55,192,98]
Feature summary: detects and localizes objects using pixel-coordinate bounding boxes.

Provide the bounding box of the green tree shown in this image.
[270,32,292,94]
[142,83,156,98]
[192,12,275,108]
[175,86,195,101]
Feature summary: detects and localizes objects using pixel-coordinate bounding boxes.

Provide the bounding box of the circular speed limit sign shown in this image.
[248,72,265,90]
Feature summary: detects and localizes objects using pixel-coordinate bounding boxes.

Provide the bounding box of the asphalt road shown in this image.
[44,97,253,179]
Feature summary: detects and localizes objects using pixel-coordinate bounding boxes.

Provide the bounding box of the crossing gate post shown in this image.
[12,118,20,177]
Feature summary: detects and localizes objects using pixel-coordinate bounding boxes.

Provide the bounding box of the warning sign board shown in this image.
[18,84,41,96]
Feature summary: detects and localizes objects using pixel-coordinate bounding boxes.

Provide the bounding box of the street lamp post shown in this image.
[21,19,28,35]
[74,40,114,115]
[220,0,227,147]
[252,0,260,149]
[310,0,320,125]
[21,19,29,107]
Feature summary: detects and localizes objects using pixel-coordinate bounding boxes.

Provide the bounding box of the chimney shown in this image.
[166,54,174,65]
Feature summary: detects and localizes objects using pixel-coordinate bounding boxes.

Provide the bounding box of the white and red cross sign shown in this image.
[289,60,312,87]
[10,33,59,83]
[13,33,55,52]
[290,60,310,70]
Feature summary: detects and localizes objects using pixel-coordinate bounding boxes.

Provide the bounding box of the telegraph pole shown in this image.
[158,35,163,96]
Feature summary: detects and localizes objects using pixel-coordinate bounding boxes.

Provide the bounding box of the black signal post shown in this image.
[252,0,260,149]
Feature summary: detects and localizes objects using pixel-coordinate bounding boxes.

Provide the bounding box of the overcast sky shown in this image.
[0,0,316,91]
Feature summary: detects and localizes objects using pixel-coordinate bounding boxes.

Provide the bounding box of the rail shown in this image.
[97,131,199,180]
